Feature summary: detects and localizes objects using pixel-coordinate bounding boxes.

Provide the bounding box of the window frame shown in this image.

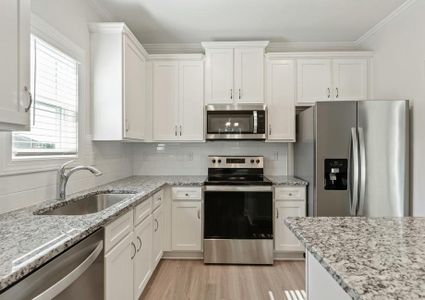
[0,14,90,176]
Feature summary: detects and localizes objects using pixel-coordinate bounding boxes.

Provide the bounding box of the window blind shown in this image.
[13,35,79,157]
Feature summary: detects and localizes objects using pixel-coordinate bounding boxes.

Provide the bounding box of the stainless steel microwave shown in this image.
[206,104,267,140]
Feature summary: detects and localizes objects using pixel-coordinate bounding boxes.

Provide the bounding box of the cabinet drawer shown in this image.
[104,211,133,253]
[152,190,164,210]
[134,197,152,226]
[275,187,306,200]
[172,187,202,200]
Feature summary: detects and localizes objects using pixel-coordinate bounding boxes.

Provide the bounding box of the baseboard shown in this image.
[162,251,204,259]
[162,250,305,261]
[274,251,305,260]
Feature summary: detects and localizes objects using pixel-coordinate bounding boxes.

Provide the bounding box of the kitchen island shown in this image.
[285,217,425,300]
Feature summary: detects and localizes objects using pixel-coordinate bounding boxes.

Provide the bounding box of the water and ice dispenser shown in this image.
[324,159,348,190]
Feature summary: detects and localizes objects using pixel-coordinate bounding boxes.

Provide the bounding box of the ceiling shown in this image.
[95,0,408,44]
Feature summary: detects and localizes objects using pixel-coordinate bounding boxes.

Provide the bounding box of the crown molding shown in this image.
[266,51,374,59]
[201,41,270,50]
[143,41,363,54]
[355,0,417,45]
[148,54,204,61]
[88,0,115,21]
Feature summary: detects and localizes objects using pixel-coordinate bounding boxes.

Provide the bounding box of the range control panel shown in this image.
[208,156,264,169]
[324,159,348,190]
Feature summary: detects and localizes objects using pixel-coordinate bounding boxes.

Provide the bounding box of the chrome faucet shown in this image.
[57,160,103,200]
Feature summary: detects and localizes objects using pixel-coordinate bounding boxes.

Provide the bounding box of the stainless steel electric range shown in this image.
[203,156,273,265]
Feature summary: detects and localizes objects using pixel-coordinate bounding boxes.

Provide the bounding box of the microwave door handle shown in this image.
[32,241,103,300]
[253,111,258,134]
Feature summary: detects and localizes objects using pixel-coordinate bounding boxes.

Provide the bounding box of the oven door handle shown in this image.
[204,186,273,192]
[253,111,258,134]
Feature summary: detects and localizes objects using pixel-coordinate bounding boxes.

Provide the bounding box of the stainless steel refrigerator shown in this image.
[294,100,409,217]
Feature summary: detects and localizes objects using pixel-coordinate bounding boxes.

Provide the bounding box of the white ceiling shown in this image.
[95,0,408,44]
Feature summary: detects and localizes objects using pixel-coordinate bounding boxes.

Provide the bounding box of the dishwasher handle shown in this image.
[32,241,103,300]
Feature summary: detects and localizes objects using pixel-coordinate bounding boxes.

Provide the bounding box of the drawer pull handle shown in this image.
[131,242,137,259]
[197,209,201,219]
[136,236,142,252]
[276,208,279,219]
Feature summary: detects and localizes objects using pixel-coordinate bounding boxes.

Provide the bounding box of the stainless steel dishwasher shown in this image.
[0,229,104,300]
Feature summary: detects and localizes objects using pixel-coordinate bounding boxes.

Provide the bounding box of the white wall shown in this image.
[132,142,290,176]
[359,0,425,215]
[0,0,132,214]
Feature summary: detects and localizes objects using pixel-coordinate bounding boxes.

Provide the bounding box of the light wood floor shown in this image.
[140,260,305,300]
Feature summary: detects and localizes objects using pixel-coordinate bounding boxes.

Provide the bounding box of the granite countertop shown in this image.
[0,176,205,292]
[0,175,306,292]
[266,175,308,186]
[285,217,425,300]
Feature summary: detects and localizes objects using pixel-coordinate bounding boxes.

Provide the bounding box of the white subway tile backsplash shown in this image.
[132,142,289,176]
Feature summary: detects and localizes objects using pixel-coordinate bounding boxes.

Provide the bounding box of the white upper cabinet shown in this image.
[265,58,295,141]
[203,41,269,105]
[332,59,368,101]
[297,59,332,104]
[204,49,234,104]
[124,37,146,140]
[296,54,372,105]
[152,61,179,141]
[90,23,148,141]
[234,48,265,103]
[179,61,205,141]
[152,56,204,142]
[0,0,31,131]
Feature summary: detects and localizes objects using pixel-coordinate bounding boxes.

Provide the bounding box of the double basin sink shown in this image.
[40,193,135,216]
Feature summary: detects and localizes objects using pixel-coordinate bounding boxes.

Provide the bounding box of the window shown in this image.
[12,35,79,158]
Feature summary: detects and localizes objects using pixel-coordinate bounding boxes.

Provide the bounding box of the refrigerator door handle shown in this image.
[357,127,366,216]
[350,128,360,216]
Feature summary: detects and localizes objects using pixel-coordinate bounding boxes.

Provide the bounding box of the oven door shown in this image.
[206,105,266,140]
[203,186,273,264]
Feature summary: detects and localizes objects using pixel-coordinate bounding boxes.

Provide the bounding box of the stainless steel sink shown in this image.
[40,193,134,216]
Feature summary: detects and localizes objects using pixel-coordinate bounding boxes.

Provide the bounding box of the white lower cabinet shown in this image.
[274,187,306,252]
[133,216,153,299]
[105,232,134,300]
[171,187,202,251]
[104,189,165,300]
[152,205,164,268]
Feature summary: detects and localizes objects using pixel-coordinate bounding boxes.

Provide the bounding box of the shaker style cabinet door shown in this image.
[266,59,295,141]
[178,61,204,141]
[204,49,234,104]
[274,201,305,252]
[332,59,368,101]
[152,206,164,267]
[105,233,134,300]
[123,36,146,140]
[234,48,265,104]
[152,61,180,141]
[297,59,332,105]
[0,0,31,131]
[133,216,152,300]
[172,201,202,251]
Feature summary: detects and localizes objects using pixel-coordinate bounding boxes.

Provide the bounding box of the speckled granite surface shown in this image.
[285,217,425,300]
[0,174,306,292]
[0,176,205,292]
[266,175,308,186]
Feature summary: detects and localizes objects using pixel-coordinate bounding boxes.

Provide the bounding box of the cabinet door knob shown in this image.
[230,89,233,100]
[336,87,339,98]
[197,209,201,219]
[24,86,32,113]
[327,88,331,99]
[175,125,178,136]
[276,208,279,219]
[238,88,241,100]
[154,218,159,232]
